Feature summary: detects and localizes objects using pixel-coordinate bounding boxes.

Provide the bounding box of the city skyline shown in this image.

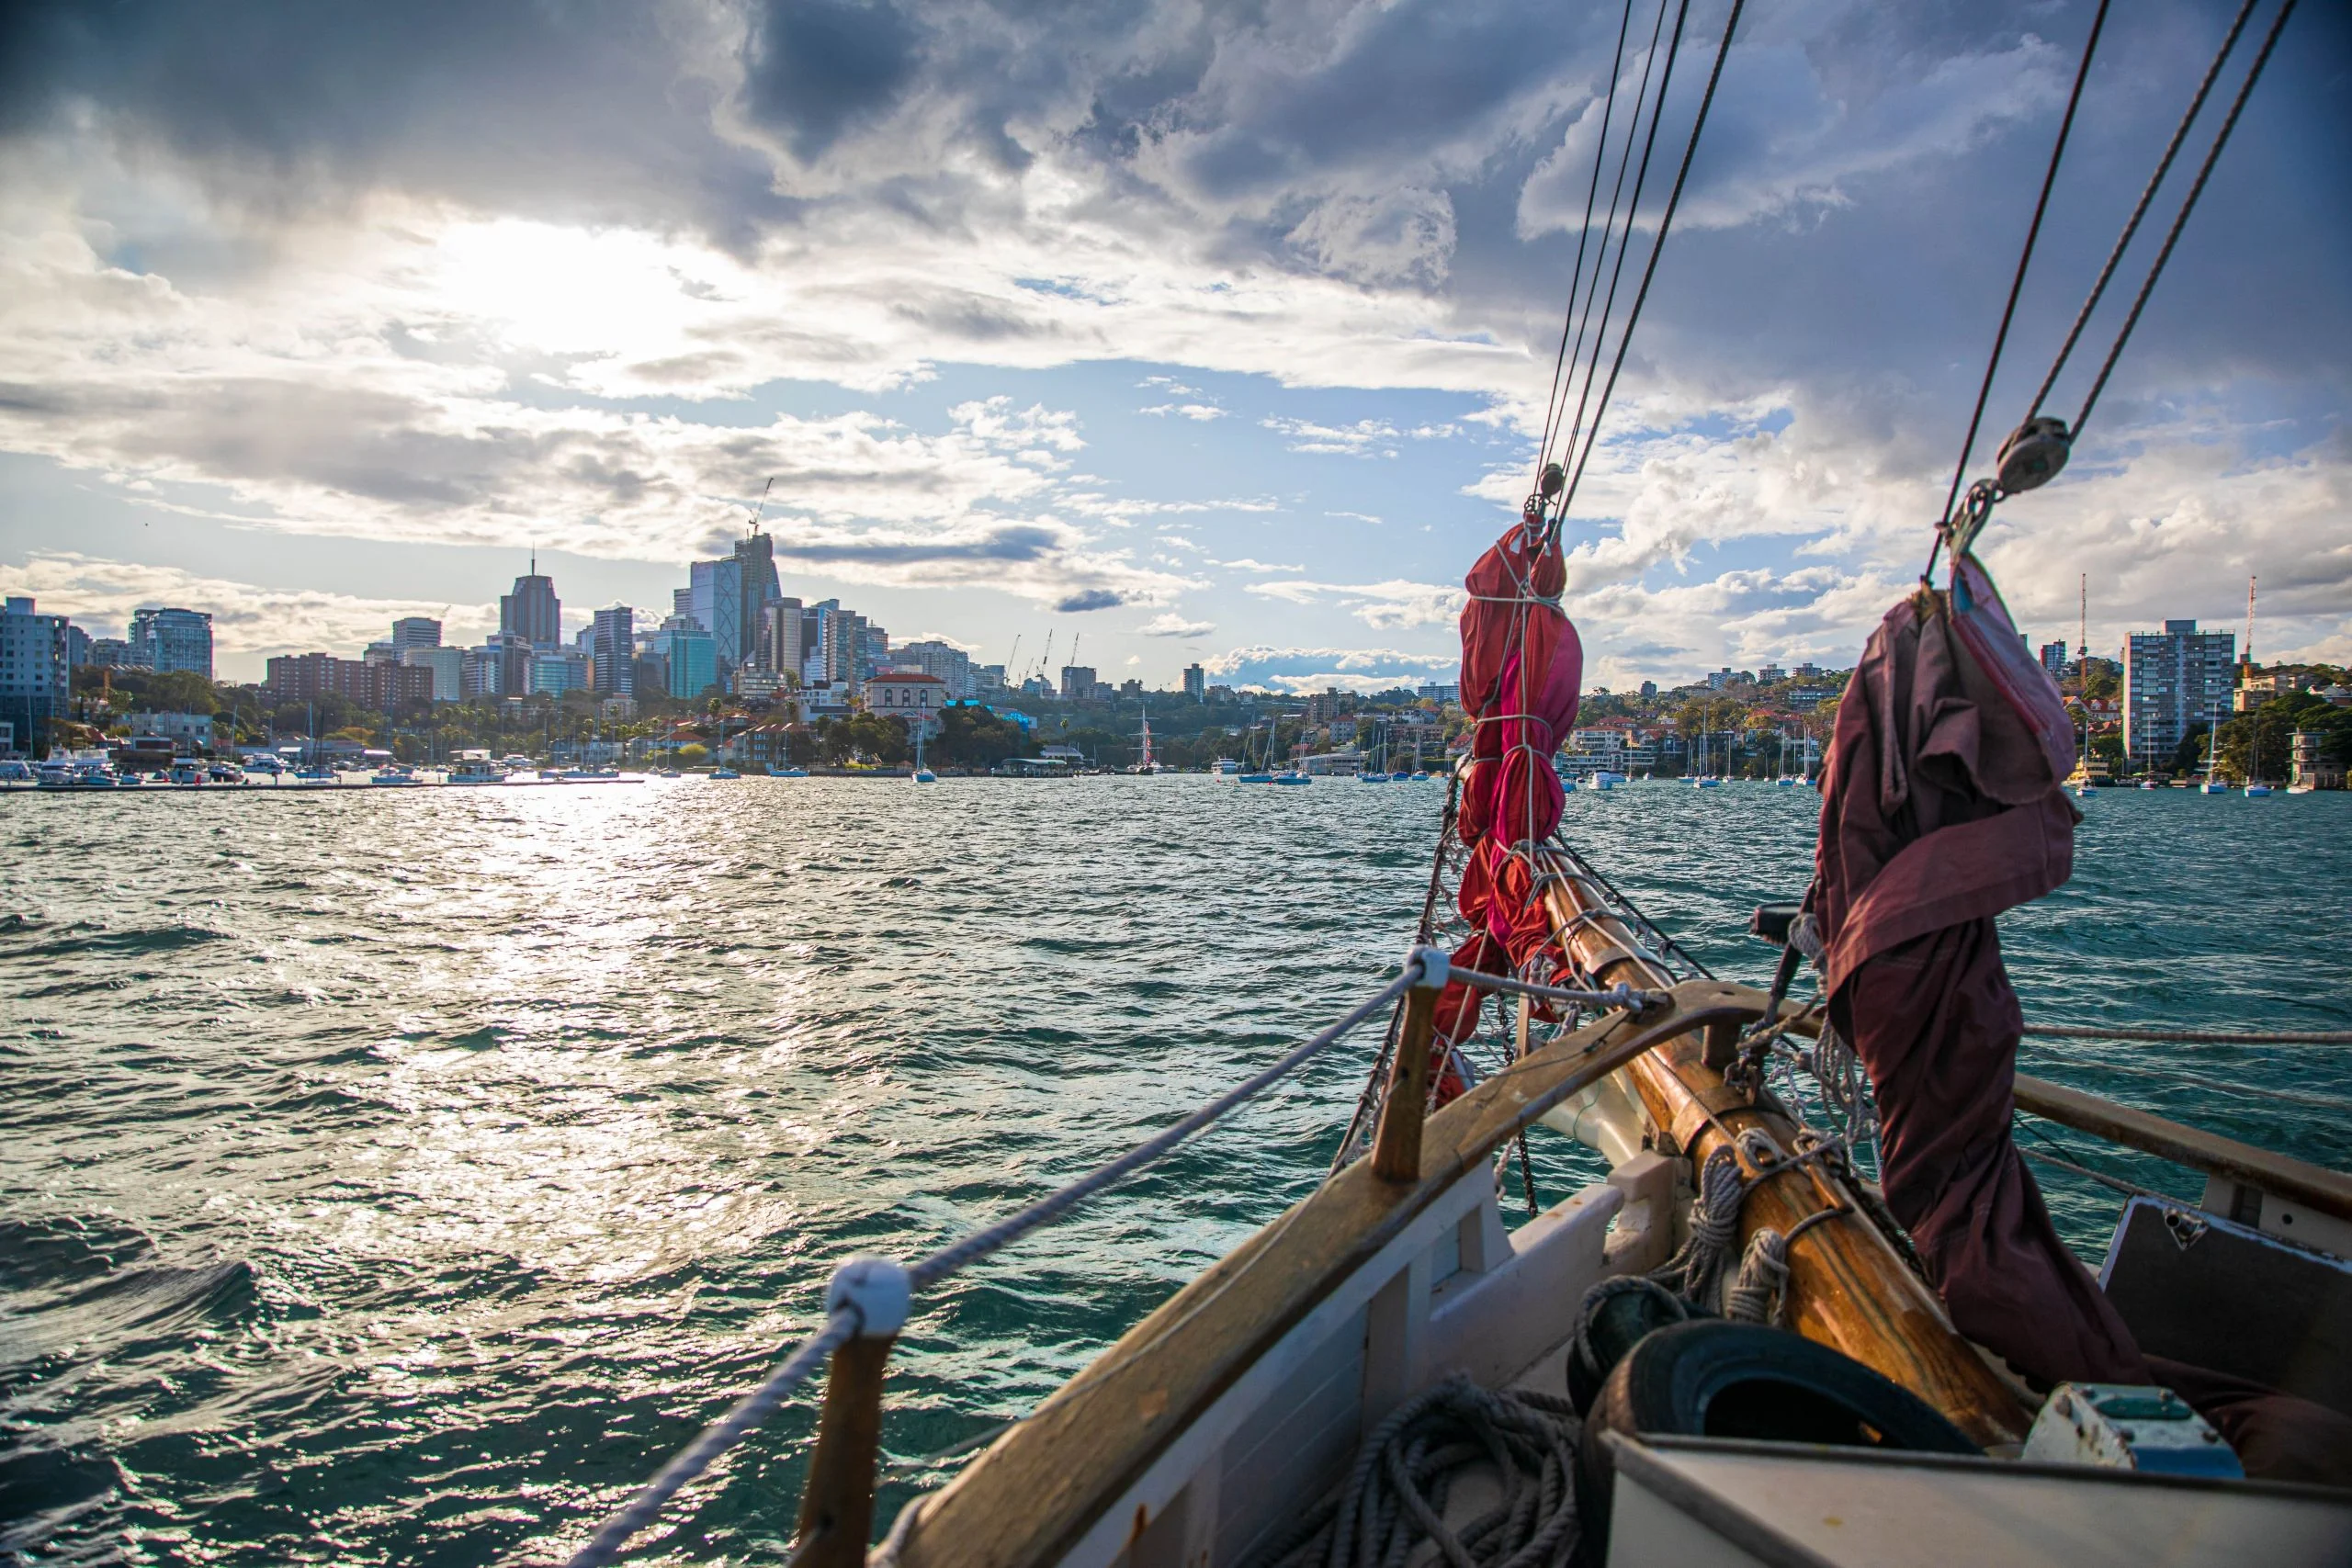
[1,3,2346,693]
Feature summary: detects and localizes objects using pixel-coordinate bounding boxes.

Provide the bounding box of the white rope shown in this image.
[559,964,1427,1566]
[562,1309,861,1568]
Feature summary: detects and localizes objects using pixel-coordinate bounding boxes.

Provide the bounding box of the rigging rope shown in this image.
[1555,0,1746,524]
[1545,0,1688,495]
[2068,0,2298,434]
[2026,0,2261,419]
[1935,0,2113,535]
[1534,0,1644,483]
[2021,1022,2352,1046]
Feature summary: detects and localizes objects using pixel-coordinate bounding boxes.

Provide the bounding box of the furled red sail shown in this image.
[1429,519,1583,1102]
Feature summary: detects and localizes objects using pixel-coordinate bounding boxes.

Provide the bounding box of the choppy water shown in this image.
[4,779,2346,1564]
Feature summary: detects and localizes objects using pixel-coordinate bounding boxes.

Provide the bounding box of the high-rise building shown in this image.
[762,597,807,679]
[2122,619,2234,760]
[364,640,400,666]
[1183,662,1206,701]
[130,606,214,678]
[891,638,973,697]
[856,623,889,683]
[400,645,464,702]
[590,606,635,695]
[650,616,717,699]
[689,558,744,670]
[673,588,695,623]
[89,637,137,669]
[1059,664,1097,700]
[500,558,561,649]
[734,530,782,667]
[392,616,442,653]
[0,596,71,755]
[2039,641,2070,682]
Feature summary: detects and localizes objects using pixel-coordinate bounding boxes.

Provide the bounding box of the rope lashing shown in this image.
[1650,1145,1746,1307]
[562,964,1426,1568]
[1237,1374,1584,1568]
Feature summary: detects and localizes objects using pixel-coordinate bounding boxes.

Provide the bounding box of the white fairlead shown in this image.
[827,1256,912,1340]
[1408,945,1450,992]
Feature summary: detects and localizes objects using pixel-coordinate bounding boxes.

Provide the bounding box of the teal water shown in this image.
[4,779,2346,1563]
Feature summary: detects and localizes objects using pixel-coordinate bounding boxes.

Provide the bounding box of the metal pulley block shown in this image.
[1996,415,2072,494]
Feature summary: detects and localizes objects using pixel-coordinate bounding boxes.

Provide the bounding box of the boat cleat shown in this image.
[2021,1382,2244,1479]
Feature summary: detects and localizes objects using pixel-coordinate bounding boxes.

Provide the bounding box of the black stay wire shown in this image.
[1555,0,1747,525]
[1549,0,1692,499]
[1534,0,1643,482]
[2027,0,2261,420]
[1938,0,2113,531]
[1544,0,1683,486]
[2069,0,2298,435]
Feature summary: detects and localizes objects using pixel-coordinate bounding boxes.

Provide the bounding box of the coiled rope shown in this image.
[1238,1374,1584,1568]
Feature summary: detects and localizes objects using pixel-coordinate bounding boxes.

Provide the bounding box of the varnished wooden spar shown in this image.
[1533,853,2030,1449]
[892,987,1761,1568]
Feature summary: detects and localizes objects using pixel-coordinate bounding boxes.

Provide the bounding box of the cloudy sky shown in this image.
[1,0,2345,689]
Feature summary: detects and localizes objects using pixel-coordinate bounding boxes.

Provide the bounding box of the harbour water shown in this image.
[5,780,2347,1563]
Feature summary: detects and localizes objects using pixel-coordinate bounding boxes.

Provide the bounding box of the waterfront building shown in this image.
[2291,731,2342,791]
[1183,663,1206,701]
[87,637,136,668]
[130,605,214,678]
[590,606,635,695]
[1417,681,1459,704]
[865,670,946,735]
[2121,619,2234,760]
[127,711,214,753]
[400,645,464,702]
[500,560,561,649]
[391,616,441,654]
[893,638,974,697]
[0,596,71,754]
[1758,664,1785,685]
[650,616,717,699]
[1059,663,1097,699]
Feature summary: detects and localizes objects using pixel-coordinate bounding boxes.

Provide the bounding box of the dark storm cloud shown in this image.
[742,0,922,162]
[0,0,797,243]
[1053,587,1124,611]
[2,0,2343,459]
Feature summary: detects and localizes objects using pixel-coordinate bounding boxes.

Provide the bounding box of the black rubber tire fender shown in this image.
[1573,1320,1980,1562]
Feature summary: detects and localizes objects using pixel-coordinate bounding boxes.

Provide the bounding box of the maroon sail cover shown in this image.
[1814,556,2146,1387]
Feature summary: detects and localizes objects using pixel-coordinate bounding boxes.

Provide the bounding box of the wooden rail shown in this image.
[1533,854,2030,1449]
[2013,1075,2352,1225]
[892,986,1761,1568]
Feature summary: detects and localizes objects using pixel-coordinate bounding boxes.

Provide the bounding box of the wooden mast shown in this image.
[1532,852,2030,1447]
